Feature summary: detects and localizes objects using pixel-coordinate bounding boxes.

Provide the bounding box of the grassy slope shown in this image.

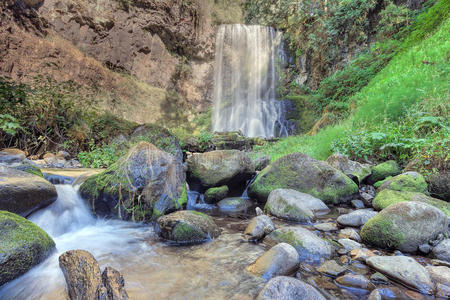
[254,8,449,162]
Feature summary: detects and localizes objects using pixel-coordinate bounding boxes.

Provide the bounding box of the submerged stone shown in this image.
[0,210,55,286]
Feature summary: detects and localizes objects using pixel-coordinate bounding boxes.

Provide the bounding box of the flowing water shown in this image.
[212,24,289,138]
[0,184,266,300]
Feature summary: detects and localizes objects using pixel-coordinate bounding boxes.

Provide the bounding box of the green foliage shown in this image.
[377,1,412,39]
[78,142,125,168]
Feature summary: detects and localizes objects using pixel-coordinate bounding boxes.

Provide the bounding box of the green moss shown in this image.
[374,176,392,188]
[13,164,43,177]
[379,172,427,193]
[361,214,406,249]
[368,160,401,184]
[0,211,55,285]
[172,222,205,242]
[373,189,450,216]
[176,183,188,207]
[204,185,229,203]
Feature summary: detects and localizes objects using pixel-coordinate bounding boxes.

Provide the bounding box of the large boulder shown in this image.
[257,276,326,300]
[432,239,450,262]
[366,256,434,295]
[361,201,448,252]
[247,243,299,279]
[0,166,57,217]
[326,153,372,184]
[377,172,427,193]
[265,189,330,223]
[217,197,253,213]
[156,210,220,244]
[204,185,229,203]
[0,210,55,286]
[186,150,254,190]
[80,142,186,221]
[367,160,401,185]
[248,153,358,204]
[426,171,450,201]
[264,226,333,262]
[0,148,25,164]
[372,190,449,216]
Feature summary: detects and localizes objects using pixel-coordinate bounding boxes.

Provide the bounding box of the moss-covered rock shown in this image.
[0,210,55,286]
[372,189,450,216]
[264,226,334,262]
[12,163,43,177]
[187,150,254,190]
[204,185,229,203]
[326,153,372,184]
[367,160,401,185]
[217,197,253,213]
[248,153,358,204]
[79,142,185,221]
[361,201,448,252]
[156,210,220,244]
[378,172,427,193]
[0,166,57,217]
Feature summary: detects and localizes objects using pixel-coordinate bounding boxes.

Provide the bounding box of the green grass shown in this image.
[254,4,449,163]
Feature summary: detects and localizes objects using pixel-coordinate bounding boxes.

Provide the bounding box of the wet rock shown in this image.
[335,274,375,290]
[248,153,358,204]
[314,222,338,232]
[351,199,365,209]
[326,153,372,184]
[317,260,347,277]
[264,226,334,262]
[217,197,253,213]
[350,248,375,262]
[255,207,263,215]
[372,190,449,216]
[367,289,382,300]
[366,256,434,294]
[12,163,43,177]
[378,172,427,193]
[257,276,326,300]
[102,266,129,300]
[336,209,377,227]
[367,160,401,185]
[370,272,389,284]
[59,250,104,300]
[80,142,186,220]
[435,283,450,299]
[418,243,432,254]
[361,201,448,252]
[204,185,229,203]
[247,243,299,279]
[0,166,57,217]
[432,239,450,262]
[426,266,450,290]
[157,210,220,244]
[338,239,362,251]
[0,148,25,164]
[252,155,271,171]
[338,228,361,242]
[360,192,374,206]
[0,211,55,286]
[186,150,254,189]
[431,259,450,267]
[243,215,274,241]
[265,189,330,223]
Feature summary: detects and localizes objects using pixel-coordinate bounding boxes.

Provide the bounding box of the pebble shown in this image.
[351,199,365,209]
[314,222,338,232]
[317,260,347,277]
[338,228,361,242]
[350,248,375,262]
[338,238,362,251]
[335,274,375,290]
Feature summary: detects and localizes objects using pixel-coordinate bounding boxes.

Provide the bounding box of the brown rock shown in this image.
[102,267,129,300]
[0,148,26,164]
[350,248,375,261]
[335,274,375,290]
[316,260,347,277]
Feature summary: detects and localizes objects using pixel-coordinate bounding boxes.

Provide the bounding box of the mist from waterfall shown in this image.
[212,24,289,138]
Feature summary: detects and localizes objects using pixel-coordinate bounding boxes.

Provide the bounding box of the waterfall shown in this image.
[212,24,289,138]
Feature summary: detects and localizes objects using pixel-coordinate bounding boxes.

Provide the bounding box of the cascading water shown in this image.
[212,24,289,138]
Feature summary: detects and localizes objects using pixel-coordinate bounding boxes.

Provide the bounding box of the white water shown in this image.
[0,184,265,300]
[212,24,289,138]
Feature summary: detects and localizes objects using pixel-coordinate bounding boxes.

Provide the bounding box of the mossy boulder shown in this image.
[248,153,358,204]
[0,210,55,286]
[80,142,185,221]
[367,160,401,185]
[204,185,229,203]
[186,150,254,190]
[361,201,448,252]
[217,197,253,213]
[378,172,427,193]
[12,163,43,177]
[326,153,372,184]
[264,226,334,262]
[156,210,220,244]
[372,189,450,216]
[265,189,330,223]
[0,166,57,217]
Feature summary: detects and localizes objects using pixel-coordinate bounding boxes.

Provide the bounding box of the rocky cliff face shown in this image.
[0,0,243,125]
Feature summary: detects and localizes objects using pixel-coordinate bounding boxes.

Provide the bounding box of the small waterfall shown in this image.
[212,24,289,138]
